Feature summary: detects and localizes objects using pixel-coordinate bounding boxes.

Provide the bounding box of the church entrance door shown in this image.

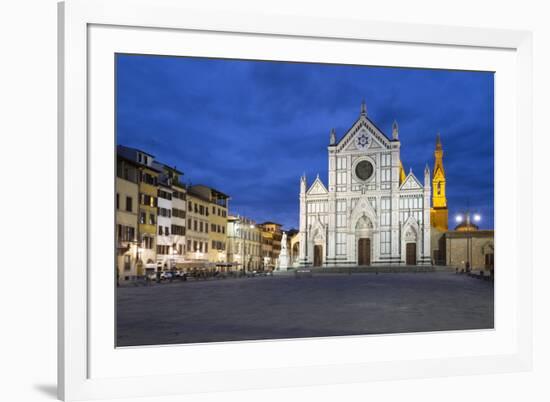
[313,245,323,267]
[406,243,417,265]
[357,238,371,266]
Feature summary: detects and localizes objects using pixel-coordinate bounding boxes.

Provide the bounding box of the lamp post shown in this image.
[454,211,481,272]
[131,239,144,281]
[171,242,179,272]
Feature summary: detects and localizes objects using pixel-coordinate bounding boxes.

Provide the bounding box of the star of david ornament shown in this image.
[355,132,370,150]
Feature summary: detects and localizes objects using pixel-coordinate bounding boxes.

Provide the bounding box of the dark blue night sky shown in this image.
[116,54,494,230]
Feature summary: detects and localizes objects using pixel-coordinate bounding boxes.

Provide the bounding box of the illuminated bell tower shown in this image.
[431,133,448,231]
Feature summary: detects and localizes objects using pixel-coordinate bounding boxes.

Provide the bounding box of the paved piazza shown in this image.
[116,272,494,347]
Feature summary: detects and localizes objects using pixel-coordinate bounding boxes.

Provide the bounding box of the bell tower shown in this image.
[431,133,448,231]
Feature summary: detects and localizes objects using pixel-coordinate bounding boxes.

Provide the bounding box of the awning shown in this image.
[175,261,216,270]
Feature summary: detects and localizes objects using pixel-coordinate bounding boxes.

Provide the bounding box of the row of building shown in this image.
[116,145,293,281]
[117,102,495,280]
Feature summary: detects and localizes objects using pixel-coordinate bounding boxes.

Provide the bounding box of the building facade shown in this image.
[185,190,211,268]
[445,222,494,273]
[259,222,282,270]
[227,215,262,271]
[188,185,230,266]
[155,164,186,271]
[170,171,187,270]
[115,155,139,281]
[298,102,432,267]
[156,170,174,270]
[118,145,162,277]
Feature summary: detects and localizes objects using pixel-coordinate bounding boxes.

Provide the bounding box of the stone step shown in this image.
[302,266,438,274]
[433,266,457,272]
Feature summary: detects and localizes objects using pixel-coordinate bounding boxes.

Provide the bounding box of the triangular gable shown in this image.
[341,132,384,152]
[309,214,326,241]
[403,214,420,229]
[306,176,328,195]
[400,172,423,190]
[335,115,392,152]
[402,215,420,241]
[349,195,378,229]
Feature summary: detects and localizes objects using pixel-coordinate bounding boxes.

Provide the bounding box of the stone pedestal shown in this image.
[278,254,289,271]
[279,232,289,271]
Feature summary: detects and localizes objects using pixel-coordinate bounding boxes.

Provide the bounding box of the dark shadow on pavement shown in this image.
[34,384,57,399]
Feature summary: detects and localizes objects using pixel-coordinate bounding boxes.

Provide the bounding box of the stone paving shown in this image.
[116,272,494,347]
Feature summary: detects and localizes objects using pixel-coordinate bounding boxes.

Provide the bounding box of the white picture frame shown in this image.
[58,0,533,400]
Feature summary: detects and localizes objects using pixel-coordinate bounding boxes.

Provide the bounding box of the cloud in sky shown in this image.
[116,54,494,230]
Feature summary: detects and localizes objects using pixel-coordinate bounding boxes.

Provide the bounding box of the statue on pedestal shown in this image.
[278,231,289,271]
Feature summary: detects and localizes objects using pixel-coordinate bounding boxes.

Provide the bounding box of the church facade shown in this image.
[298,102,432,267]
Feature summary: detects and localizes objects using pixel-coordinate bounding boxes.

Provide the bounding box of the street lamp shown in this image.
[454,210,481,231]
[171,243,179,272]
[454,210,481,272]
[248,224,255,271]
[130,239,141,275]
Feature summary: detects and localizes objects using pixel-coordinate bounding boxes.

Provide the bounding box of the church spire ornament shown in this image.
[329,128,336,145]
[424,163,430,185]
[300,173,307,194]
[360,99,367,116]
[436,132,442,150]
[392,120,399,140]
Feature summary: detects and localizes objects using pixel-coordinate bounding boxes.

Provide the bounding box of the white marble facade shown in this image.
[298,102,431,267]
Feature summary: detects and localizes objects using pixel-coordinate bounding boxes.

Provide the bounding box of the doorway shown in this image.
[357,238,371,266]
[484,253,494,270]
[313,245,323,267]
[406,243,417,265]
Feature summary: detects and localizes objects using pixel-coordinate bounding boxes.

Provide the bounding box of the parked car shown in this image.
[160,271,173,280]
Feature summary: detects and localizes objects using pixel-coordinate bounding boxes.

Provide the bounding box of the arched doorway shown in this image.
[355,215,373,266]
[402,224,419,266]
[406,243,417,265]
[310,226,325,267]
[357,238,371,266]
[482,242,494,270]
[313,245,323,267]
